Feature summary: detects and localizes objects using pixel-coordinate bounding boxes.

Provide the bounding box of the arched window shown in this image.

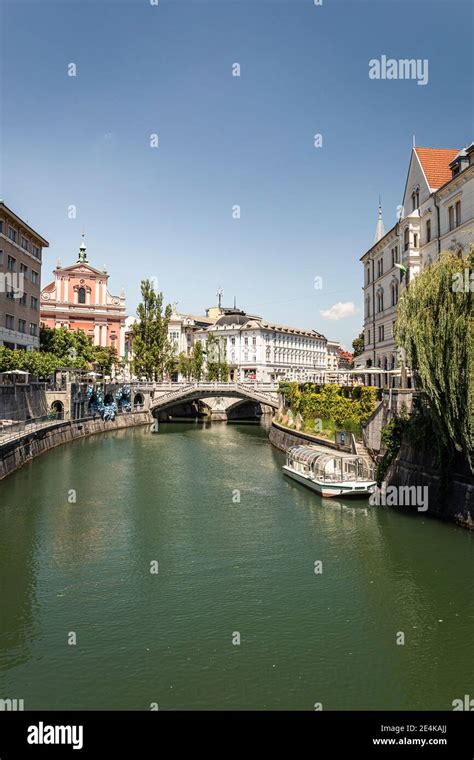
[391,280,399,306]
[376,288,384,313]
[78,287,86,304]
[404,227,409,251]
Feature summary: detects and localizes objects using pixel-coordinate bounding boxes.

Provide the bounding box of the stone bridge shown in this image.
[131,381,280,420]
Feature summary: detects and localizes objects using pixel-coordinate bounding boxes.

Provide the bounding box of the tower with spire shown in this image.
[77,233,88,263]
[373,198,385,244]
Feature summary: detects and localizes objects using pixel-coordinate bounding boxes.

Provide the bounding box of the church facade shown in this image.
[40,236,127,356]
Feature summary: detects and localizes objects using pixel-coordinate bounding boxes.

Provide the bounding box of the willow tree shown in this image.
[132,280,173,381]
[395,248,474,472]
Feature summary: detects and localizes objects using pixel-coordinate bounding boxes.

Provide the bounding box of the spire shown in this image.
[77,233,88,263]
[373,197,385,243]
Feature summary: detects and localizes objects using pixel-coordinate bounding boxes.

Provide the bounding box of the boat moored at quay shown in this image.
[283,445,376,498]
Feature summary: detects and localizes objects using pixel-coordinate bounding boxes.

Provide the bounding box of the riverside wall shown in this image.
[0,411,152,481]
[268,419,340,453]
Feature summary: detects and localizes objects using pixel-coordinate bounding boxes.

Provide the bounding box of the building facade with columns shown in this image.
[40,237,127,356]
[359,142,474,386]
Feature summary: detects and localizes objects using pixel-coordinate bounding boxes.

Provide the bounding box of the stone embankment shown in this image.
[0,411,151,480]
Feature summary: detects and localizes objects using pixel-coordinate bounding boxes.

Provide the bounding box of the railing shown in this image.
[0,412,64,444]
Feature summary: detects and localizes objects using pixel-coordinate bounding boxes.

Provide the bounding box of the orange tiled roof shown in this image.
[415,147,459,189]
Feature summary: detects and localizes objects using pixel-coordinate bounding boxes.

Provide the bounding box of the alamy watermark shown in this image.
[369,483,429,512]
[369,56,429,86]
[452,269,473,293]
[0,272,25,298]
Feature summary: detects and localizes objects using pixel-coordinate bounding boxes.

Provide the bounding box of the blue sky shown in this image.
[1,0,472,349]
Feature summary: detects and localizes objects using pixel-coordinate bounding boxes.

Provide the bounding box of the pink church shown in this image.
[41,236,127,356]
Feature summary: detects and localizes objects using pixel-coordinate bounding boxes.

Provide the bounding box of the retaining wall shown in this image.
[0,411,152,481]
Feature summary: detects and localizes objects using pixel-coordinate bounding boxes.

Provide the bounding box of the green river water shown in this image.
[0,422,472,710]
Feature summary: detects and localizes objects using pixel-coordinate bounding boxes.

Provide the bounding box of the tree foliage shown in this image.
[352,331,364,359]
[395,248,474,471]
[278,381,377,431]
[131,279,173,381]
[190,341,204,381]
[205,335,229,381]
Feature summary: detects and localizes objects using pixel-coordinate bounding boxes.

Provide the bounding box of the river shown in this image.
[0,422,472,710]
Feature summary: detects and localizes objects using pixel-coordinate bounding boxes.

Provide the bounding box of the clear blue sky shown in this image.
[1,0,472,349]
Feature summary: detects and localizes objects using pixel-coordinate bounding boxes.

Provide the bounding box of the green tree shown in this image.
[190,341,204,381]
[205,335,229,381]
[395,248,474,472]
[40,326,94,364]
[131,279,173,381]
[352,331,364,360]
[178,352,192,380]
[92,345,118,375]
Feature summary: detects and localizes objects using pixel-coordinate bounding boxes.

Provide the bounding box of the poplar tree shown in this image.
[132,280,173,381]
[395,248,474,472]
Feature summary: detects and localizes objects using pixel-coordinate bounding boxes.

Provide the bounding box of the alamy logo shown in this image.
[0,698,24,711]
[27,722,83,750]
[452,694,474,711]
[0,272,25,298]
[369,55,429,86]
[369,483,429,512]
[452,269,473,293]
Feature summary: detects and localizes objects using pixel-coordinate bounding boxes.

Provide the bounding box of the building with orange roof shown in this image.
[358,141,473,387]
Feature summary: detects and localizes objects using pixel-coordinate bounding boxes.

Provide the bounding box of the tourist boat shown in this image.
[283,445,376,498]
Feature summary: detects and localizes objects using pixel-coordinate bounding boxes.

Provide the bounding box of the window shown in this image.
[404,228,409,251]
[31,296,38,310]
[455,200,461,227]
[377,258,384,278]
[413,233,419,248]
[21,237,28,251]
[78,287,86,304]
[20,292,27,305]
[366,264,371,284]
[8,227,17,243]
[391,281,399,306]
[426,220,431,243]
[31,270,39,284]
[20,263,28,278]
[5,314,14,330]
[231,337,235,345]
[6,286,14,300]
[367,329,371,345]
[252,337,256,346]
[416,189,420,208]
[7,255,16,272]
[31,245,41,259]
[29,323,38,336]
[366,295,371,317]
[448,206,455,231]
[378,325,385,342]
[18,319,26,334]
[244,337,248,346]
[0,221,3,233]
[376,289,384,313]
[412,192,416,211]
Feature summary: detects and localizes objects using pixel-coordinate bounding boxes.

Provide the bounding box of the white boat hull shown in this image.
[283,465,376,498]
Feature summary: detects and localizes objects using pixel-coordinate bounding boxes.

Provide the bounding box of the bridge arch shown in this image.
[148,382,279,416]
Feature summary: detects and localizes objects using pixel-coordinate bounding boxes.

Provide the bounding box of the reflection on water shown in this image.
[0,422,472,710]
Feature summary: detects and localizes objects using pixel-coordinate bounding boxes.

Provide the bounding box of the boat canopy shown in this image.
[286,445,374,482]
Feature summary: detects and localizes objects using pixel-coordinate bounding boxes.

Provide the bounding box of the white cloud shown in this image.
[319,301,359,321]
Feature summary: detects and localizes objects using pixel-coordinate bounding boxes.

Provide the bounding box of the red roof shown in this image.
[415,147,459,189]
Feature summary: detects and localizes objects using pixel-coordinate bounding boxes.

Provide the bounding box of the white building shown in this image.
[359,141,474,386]
[196,309,327,383]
